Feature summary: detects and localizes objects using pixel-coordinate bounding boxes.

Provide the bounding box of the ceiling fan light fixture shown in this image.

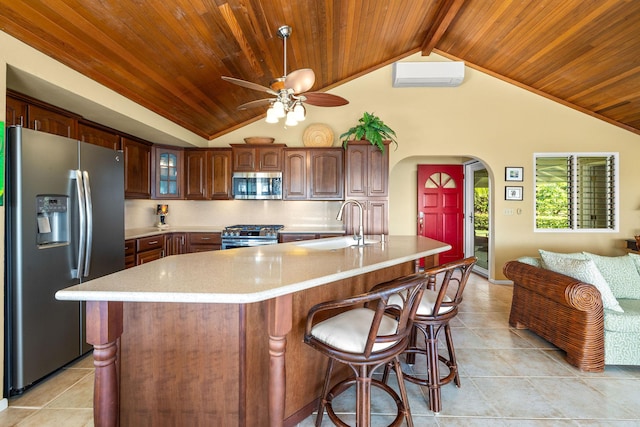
[265,106,279,123]
[293,102,306,121]
[285,111,298,127]
[273,100,286,118]
[223,24,348,127]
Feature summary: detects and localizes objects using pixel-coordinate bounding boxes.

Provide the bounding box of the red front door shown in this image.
[417,165,464,265]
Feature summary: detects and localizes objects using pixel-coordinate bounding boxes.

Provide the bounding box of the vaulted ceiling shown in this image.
[1,1,639,140]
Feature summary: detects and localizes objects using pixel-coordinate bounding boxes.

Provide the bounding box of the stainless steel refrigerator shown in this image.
[5,126,124,395]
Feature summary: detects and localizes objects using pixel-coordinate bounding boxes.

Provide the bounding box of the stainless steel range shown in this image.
[221,224,284,250]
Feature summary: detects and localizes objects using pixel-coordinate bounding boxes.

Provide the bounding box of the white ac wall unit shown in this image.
[392,61,465,87]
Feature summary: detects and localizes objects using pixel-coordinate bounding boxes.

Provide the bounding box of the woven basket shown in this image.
[302,123,334,147]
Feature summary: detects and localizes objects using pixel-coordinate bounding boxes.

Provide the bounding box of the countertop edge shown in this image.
[55,244,450,304]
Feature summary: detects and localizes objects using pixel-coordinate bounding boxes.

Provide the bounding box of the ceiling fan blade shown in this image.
[285,68,315,94]
[237,98,274,110]
[222,76,278,95]
[303,92,349,107]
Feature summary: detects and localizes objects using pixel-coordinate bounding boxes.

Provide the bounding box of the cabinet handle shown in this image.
[200,237,211,240]
[34,119,40,131]
[147,240,158,245]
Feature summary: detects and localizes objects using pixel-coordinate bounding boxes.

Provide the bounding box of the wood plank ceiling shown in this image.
[1,0,639,140]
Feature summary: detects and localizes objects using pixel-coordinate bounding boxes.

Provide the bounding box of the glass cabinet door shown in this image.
[153,146,183,199]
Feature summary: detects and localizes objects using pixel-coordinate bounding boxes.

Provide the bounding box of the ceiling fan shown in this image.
[222,25,349,126]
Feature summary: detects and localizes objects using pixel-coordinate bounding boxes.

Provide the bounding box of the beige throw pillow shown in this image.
[539,252,623,313]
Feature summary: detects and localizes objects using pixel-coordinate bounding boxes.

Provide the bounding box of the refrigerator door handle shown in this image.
[82,171,93,277]
[71,170,86,279]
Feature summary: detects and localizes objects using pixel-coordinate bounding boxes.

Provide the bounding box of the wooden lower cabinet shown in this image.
[165,233,187,256]
[127,232,222,266]
[187,232,222,252]
[135,235,165,265]
[124,239,136,269]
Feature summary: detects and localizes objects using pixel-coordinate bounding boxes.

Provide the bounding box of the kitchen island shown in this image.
[56,235,450,427]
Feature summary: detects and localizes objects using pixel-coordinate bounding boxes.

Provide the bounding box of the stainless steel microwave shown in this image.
[232,172,283,200]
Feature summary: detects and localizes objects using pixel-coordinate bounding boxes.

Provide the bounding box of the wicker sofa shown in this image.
[503,260,605,372]
[504,255,640,373]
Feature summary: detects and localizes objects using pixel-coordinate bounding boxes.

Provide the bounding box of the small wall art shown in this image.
[505,186,523,201]
[505,166,523,181]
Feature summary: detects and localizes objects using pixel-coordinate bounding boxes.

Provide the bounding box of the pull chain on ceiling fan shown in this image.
[222,25,348,127]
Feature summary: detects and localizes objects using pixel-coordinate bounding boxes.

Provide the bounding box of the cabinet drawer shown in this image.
[279,233,317,243]
[136,235,165,252]
[188,232,222,245]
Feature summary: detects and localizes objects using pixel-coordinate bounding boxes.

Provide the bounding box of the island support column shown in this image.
[267,294,293,427]
[86,301,123,427]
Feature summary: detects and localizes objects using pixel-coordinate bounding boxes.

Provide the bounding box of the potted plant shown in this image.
[340,112,398,152]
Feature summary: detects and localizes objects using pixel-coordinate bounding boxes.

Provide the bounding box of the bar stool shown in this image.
[304,274,427,427]
[400,257,477,413]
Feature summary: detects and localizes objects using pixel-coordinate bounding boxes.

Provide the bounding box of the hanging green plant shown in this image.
[340,112,398,153]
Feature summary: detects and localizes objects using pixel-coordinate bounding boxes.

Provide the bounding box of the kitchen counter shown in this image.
[56,236,450,427]
[57,236,445,304]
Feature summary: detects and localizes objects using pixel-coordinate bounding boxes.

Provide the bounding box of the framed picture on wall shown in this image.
[505,166,523,181]
[505,186,523,201]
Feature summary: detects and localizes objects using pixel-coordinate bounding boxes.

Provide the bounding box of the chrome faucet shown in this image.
[336,199,365,246]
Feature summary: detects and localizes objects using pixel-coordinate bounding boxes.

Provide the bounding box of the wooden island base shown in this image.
[88,261,417,427]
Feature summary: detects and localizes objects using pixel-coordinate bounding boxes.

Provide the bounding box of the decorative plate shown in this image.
[244,137,275,144]
[302,123,334,147]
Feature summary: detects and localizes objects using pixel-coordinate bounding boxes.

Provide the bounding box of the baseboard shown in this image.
[0,398,8,412]
[490,278,513,286]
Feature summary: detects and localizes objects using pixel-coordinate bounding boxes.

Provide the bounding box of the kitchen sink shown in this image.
[295,237,378,251]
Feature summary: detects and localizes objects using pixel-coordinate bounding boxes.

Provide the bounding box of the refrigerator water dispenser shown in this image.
[36,195,69,247]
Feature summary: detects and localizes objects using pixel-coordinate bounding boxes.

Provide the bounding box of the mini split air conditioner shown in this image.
[392,61,465,87]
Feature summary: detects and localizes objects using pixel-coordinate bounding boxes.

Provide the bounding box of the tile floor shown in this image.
[2,273,640,426]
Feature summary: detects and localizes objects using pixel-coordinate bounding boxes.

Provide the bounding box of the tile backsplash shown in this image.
[125,199,345,229]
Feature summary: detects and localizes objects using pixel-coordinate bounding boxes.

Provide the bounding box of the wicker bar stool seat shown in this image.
[304,273,427,427]
[400,257,477,413]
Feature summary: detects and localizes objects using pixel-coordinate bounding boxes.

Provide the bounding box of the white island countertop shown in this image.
[56,235,450,304]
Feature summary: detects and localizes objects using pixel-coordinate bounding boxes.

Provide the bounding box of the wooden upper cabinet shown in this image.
[6,95,28,127]
[283,149,308,200]
[232,144,284,172]
[28,104,77,138]
[123,137,151,199]
[345,141,389,198]
[78,122,121,150]
[309,148,344,200]
[184,148,232,200]
[184,150,207,199]
[208,149,232,200]
[284,148,344,200]
[152,145,183,199]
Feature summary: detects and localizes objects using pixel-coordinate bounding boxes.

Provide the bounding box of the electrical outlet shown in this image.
[504,209,514,215]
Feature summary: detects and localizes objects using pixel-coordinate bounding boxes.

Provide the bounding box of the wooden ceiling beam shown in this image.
[420,0,466,55]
